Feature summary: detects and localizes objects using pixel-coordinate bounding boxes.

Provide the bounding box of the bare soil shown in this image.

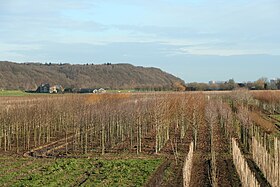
[213,122,241,187]
[189,120,211,187]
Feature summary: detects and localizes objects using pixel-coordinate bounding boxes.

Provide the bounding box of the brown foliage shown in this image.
[0,61,184,90]
[85,93,131,104]
[250,112,276,133]
[252,91,280,104]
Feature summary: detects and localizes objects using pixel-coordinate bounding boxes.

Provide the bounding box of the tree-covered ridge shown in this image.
[0,61,184,90]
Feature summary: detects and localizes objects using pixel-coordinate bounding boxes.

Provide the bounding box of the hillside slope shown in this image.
[0,61,185,90]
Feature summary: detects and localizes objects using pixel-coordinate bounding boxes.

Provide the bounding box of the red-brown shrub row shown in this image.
[252,91,280,114]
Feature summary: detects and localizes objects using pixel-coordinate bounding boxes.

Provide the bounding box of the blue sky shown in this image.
[0,0,280,82]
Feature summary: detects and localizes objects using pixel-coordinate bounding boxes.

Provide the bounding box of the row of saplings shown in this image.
[183,93,279,187]
[0,93,204,157]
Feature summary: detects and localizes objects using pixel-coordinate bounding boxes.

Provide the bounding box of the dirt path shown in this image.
[23,126,98,158]
[213,123,241,187]
[189,121,211,187]
[23,133,76,158]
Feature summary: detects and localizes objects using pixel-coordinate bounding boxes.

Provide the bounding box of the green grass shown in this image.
[270,114,280,121]
[0,90,31,96]
[0,157,162,187]
[0,90,49,97]
[0,158,52,186]
[80,159,161,187]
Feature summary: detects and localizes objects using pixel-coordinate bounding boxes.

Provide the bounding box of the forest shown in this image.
[0,61,184,91]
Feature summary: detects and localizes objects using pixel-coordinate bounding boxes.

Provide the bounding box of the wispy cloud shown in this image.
[0,0,280,81]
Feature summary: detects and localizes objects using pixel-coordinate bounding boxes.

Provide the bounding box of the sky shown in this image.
[0,0,280,82]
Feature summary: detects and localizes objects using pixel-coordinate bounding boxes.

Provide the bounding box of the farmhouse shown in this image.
[36,83,64,93]
[35,84,106,94]
[36,83,50,93]
[50,85,64,93]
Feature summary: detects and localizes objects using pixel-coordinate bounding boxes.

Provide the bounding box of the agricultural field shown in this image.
[0,90,280,186]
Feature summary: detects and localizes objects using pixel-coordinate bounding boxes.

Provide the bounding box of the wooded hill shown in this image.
[0,61,185,90]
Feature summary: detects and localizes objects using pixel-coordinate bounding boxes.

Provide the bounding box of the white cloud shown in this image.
[0,0,279,61]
